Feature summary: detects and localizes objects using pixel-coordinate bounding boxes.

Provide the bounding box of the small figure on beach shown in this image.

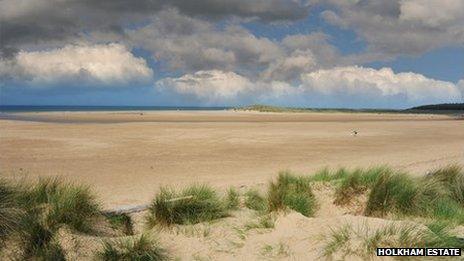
[352,130,358,136]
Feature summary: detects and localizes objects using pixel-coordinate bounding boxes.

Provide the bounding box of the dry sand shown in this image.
[1,110,463,208]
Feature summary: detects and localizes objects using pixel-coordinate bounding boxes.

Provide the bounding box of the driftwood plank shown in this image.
[103,204,150,215]
[102,195,194,215]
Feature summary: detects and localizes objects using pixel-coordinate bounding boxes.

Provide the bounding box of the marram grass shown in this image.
[105,213,134,236]
[20,177,101,233]
[309,165,464,224]
[224,187,240,210]
[147,184,228,226]
[268,171,316,217]
[244,189,267,212]
[97,234,169,261]
[1,177,101,259]
[364,166,464,223]
[0,180,23,247]
[322,222,464,259]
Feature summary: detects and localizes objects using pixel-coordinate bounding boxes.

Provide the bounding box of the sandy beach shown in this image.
[1,110,462,208]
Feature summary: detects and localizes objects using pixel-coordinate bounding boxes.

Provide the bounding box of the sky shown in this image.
[0,0,463,109]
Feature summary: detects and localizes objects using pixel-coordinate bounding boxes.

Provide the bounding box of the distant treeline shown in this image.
[408,103,464,111]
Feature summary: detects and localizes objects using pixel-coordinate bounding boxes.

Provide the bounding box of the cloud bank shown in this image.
[157,67,462,108]
[0,0,311,56]
[0,44,153,87]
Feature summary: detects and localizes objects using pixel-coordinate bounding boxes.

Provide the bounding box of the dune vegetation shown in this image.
[146,184,229,227]
[97,234,168,261]
[0,165,463,259]
[235,104,399,113]
[0,178,102,259]
[267,172,316,217]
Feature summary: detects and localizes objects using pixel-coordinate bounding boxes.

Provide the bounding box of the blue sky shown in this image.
[1,0,463,108]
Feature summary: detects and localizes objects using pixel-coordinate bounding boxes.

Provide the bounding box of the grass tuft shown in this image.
[333,167,391,205]
[20,177,101,233]
[245,214,275,230]
[364,172,418,216]
[17,213,66,260]
[105,213,134,236]
[322,225,351,257]
[363,166,464,223]
[322,222,464,259]
[0,180,23,247]
[224,188,240,210]
[1,177,101,259]
[427,165,464,205]
[244,189,267,212]
[268,171,316,216]
[97,234,169,261]
[308,168,349,183]
[148,184,227,226]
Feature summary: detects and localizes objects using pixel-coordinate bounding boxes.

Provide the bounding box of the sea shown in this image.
[0,105,230,113]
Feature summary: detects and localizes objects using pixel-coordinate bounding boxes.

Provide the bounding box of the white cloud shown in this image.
[156,70,297,105]
[400,0,464,27]
[299,66,462,107]
[0,43,153,87]
[156,70,253,103]
[458,79,464,97]
[157,67,462,108]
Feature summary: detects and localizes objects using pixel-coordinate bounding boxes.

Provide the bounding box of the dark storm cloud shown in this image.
[164,0,309,21]
[321,0,464,58]
[0,0,310,56]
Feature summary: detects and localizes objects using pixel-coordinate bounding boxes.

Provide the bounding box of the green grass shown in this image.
[17,212,66,260]
[0,177,101,259]
[105,213,134,235]
[148,184,228,226]
[322,225,351,258]
[364,167,464,223]
[97,234,169,261]
[245,214,275,230]
[304,165,464,224]
[0,180,22,247]
[307,167,389,206]
[364,172,418,216]
[306,165,464,224]
[19,177,101,233]
[267,172,316,217]
[425,221,464,248]
[427,165,464,205]
[307,168,349,183]
[333,168,386,204]
[224,188,240,210]
[322,222,464,259]
[244,189,267,212]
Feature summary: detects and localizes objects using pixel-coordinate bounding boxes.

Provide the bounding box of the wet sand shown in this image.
[1,111,463,207]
